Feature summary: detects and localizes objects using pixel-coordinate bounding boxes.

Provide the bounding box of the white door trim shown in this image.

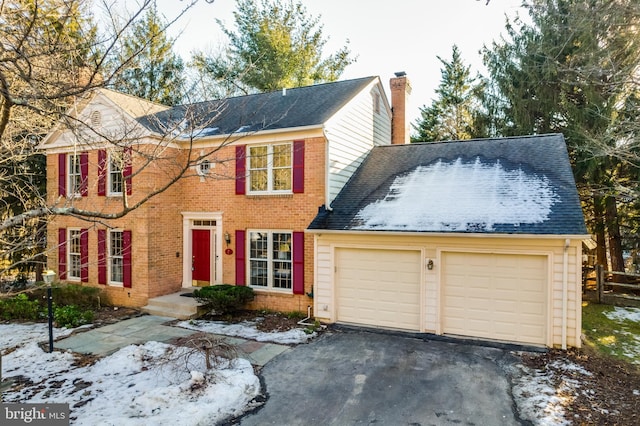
[181,212,223,288]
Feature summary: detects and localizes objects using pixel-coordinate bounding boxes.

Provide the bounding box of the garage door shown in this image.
[442,252,548,345]
[336,248,421,331]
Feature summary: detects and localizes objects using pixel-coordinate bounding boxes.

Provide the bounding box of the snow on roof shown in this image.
[354,157,558,232]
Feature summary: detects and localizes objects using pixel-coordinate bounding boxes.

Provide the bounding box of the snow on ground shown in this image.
[177,319,315,344]
[4,306,640,425]
[0,322,87,351]
[604,306,640,323]
[511,358,592,426]
[2,340,259,426]
[604,306,640,363]
[0,319,312,425]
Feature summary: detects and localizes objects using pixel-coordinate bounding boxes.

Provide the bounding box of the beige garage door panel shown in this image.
[443,252,547,345]
[336,248,421,331]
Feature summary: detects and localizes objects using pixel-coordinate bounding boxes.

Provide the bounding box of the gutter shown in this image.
[304,228,591,241]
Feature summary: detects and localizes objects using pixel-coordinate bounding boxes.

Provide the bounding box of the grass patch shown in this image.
[582,301,640,365]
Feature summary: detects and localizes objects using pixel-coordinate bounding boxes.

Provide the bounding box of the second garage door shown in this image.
[442,252,548,345]
[335,248,422,331]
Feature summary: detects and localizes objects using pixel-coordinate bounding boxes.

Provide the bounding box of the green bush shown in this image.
[53,305,94,328]
[0,293,42,321]
[193,285,254,315]
[52,284,101,308]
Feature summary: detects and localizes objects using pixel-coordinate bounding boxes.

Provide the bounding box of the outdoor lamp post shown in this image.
[42,270,56,353]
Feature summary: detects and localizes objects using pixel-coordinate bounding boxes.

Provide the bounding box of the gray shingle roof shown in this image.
[309,134,588,235]
[138,77,378,136]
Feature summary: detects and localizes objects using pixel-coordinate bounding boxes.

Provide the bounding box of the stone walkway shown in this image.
[55,315,289,366]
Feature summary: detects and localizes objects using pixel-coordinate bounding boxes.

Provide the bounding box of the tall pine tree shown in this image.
[112,4,185,105]
[192,0,355,95]
[483,0,640,271]
[412,45,485,142]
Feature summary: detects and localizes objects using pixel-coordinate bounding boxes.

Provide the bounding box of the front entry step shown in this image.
[141,291,206,320]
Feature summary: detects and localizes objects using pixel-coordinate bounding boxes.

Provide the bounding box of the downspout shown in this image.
[562,238,570,350]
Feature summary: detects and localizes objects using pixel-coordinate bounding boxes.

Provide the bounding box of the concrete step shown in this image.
[141,291,205,320]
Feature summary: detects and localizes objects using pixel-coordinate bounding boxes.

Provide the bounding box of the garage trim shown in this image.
[436,247,554,347]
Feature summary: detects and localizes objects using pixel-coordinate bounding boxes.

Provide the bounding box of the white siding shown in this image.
[313,233,583,348]
[325,81,392,204]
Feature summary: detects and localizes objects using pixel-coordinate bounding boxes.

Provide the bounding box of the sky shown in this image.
[153,0,526,125]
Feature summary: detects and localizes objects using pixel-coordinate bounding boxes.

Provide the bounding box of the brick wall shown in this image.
[46,137,326,312]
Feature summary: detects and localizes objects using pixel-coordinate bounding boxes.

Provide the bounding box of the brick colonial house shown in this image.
[40,74,412,313]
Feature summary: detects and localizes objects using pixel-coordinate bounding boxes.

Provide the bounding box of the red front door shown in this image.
[192,229,211,284]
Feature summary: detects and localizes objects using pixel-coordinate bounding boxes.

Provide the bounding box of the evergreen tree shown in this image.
[112,4,185,105]
[412,45,485,142]
[192,0,355,95]
[483,0,640,271]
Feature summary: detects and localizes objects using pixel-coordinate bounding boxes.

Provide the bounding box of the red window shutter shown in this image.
[98,149,107,196]
[124,147,133,196]
[80,152,89,197]
[58,154,66,197]
[293,140,305,193]
[97,229,107,285]
[235,230,246,285]
[58,228,67,280]
[235,145,246,195]
[292,231,304,294]
[123,230,132,288]
[80,229,89,282]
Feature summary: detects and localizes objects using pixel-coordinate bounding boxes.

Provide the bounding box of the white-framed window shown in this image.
[109,230,124,285]
[108,154,123,195]
[248,231,292,291]
[68,229,82,280]
[248,143,292,193]
[68,154,82,196]
[197,159,211,176]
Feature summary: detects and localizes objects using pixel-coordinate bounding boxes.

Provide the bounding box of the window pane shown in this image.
[273,169,291,191]
[272,144,291,167]
[273,261,292,289]
[70,230,81,253]
[110,232,123,256]
[249,146,267,169]
[110,231,124,284]
[109,154,123,193]
[250,170,268,191]
[273,233,291,260]
[250,232,268,259]
[69,155,81,194]
[111,257,123,283]
[250,260,268,286]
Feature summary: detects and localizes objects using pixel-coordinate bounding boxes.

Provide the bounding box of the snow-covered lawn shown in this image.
[0,321,311,425]
[2,306,639,425]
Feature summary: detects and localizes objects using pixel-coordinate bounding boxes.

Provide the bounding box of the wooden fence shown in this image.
[595,264,640,304]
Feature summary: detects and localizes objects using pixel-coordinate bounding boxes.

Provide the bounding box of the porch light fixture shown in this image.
[427,259,434,270]
[42,270,56,353]
[224,232,231,246]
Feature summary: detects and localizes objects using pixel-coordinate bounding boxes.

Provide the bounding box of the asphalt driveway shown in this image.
[236,328,530,425]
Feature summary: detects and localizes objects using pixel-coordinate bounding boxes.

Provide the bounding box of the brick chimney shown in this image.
[390,72,412,145]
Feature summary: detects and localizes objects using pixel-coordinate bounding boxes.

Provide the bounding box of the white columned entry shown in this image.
[181,212,224,288]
